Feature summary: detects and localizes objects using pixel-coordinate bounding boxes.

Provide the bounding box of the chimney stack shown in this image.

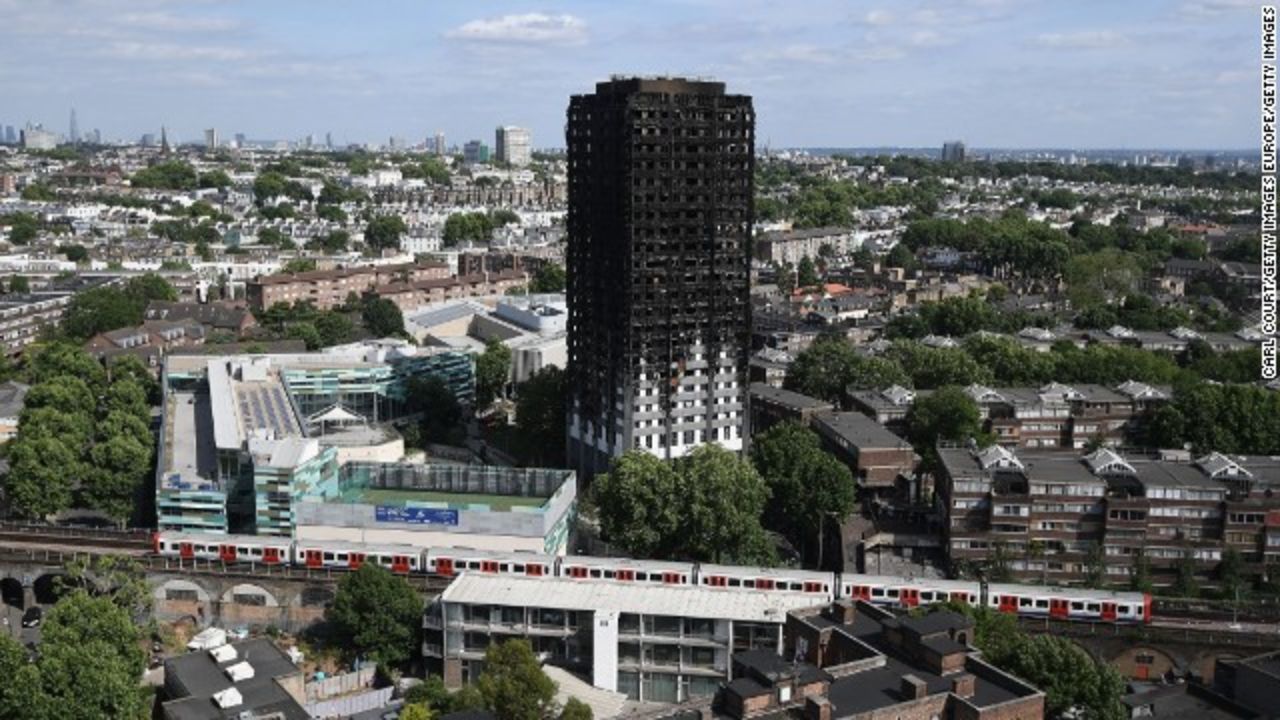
[951,674,976,700]
[805,696,832,720]
[901,674,928,700]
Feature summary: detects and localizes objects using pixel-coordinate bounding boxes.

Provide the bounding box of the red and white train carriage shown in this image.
[698,563,835,597]
[425,548,555,578]
[153,532,292,565]
[293,539,423,574]
[150,531,1151,624]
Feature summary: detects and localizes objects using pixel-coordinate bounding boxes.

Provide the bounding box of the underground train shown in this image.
[152,531,1152,624]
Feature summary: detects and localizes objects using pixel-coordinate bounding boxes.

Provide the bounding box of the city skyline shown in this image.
[0,0,1261,150]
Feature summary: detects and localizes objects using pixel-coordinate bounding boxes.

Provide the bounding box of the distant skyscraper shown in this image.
[325,132,333,150]
[89,128,101,144]
[3,126,15,145]
[21,124,57,151]
[69,108,78,143]
[204,128,218,151]
[234,133,247,148]
[565,77,755,477]
[463,140,490,165]
[434,131,446,156]
[140,133,156,147]
[941,141,966,163]
[160,126,170,154]
[495,126,532,166]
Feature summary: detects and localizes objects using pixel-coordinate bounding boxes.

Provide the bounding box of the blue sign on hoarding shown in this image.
[375,506,459,526]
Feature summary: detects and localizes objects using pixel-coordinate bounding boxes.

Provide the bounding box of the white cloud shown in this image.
[864,9,893,26]
[909,30,947,47]
[103,41,254,62]
[1037,30,1127,49]
[118,12,240,33]
[446,13,587,44]
[1178,0,1261,19]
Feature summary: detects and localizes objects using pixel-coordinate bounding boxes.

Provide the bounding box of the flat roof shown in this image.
[440,574,826,622]
[339,486,546,510]
[748,383,833,412]
[162,638,308,720]
[812,410,911,450]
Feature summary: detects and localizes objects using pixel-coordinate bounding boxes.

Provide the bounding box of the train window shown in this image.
[920,592,934,602]
[511,564,524,574]
[467,561,481,570]
[1087,604,1099,612]
[1019,598,1032,608]
[1071,602,1083,610]
[871,588,885,597]
[729,578,742,587]
[886,589,899,598]
[1035,599,1048,608]
[1136,607,1144,616]
[600,570,613,579]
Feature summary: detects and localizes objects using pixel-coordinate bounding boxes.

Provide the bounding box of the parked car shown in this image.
[21,607,42,628]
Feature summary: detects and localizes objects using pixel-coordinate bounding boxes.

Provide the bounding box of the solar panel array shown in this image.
[236,384,300,437]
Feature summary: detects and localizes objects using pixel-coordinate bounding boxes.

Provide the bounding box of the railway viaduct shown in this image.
[0,547,446,634]
[1017,616,1280,683]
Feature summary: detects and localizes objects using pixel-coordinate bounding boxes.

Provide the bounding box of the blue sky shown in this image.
[0,0,1262,149]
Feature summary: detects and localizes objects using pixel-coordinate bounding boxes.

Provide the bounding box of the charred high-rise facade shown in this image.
[565,77,754,478]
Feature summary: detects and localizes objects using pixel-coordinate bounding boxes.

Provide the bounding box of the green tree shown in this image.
[131,160,198,189]
[406,376,464,446]
[442,212,493,247]
[326,564,425,668]
[3,434,81,518]
[0,633,44,719]
[26,342,106,388]
[24,376,96,416]
[315,311,355,347]
[477,639,557,720]
[400,704,433,720]
[365,215,408,251]
[1131,551,1154,593]
[475,340,512,407]
[1082,541,1105,589]
[1219,547,1247,601]
[751,422,855,569]
[797,256,820,287]
[529,264,566,293]
[514,367,565,467]
[1173,552,1201,598]
[84,433,152,524]
[776,262,796,297]
[109,355,160,404]
[559,698,593,720]
[57,244,88,263]
[38,590,149,720]
[784,335,909,405]
[594,446,773,564]
[8,275,30,293]
[4,212,42,244]
[904,386,983,458]
[362,297,405,337]
[315,230,351,253]
[18,406,94,451]
[102,379,149,420]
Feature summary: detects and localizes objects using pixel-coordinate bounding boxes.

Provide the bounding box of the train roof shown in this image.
[158,531,292,546]
[698,563,836,582]
[426,547,556,563]
[558,555,696,573]
[848,574,1146,602]
[293,538,423,555]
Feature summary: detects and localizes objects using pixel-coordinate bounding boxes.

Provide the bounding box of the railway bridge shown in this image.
[1017,615,1280,683]
[0,527,447,634]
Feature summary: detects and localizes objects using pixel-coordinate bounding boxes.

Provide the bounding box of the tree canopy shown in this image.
[751,422,854,567]
[593,446,774,564]
[475,340,512,408]
[326,564,425,668]
[514,367,566,467]
[477,639,558,720]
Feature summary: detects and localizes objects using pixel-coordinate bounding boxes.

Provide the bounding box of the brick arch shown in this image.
[0,577,23,609]
[1108,645,1179,681]
[220,583,281,608]
[1189,650,1243,685]
[32,573,74,605]
[297,585,335,608]
[153,578,215,627]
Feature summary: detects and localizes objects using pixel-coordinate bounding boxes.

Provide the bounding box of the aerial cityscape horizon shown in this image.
[0,0,1263,149]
